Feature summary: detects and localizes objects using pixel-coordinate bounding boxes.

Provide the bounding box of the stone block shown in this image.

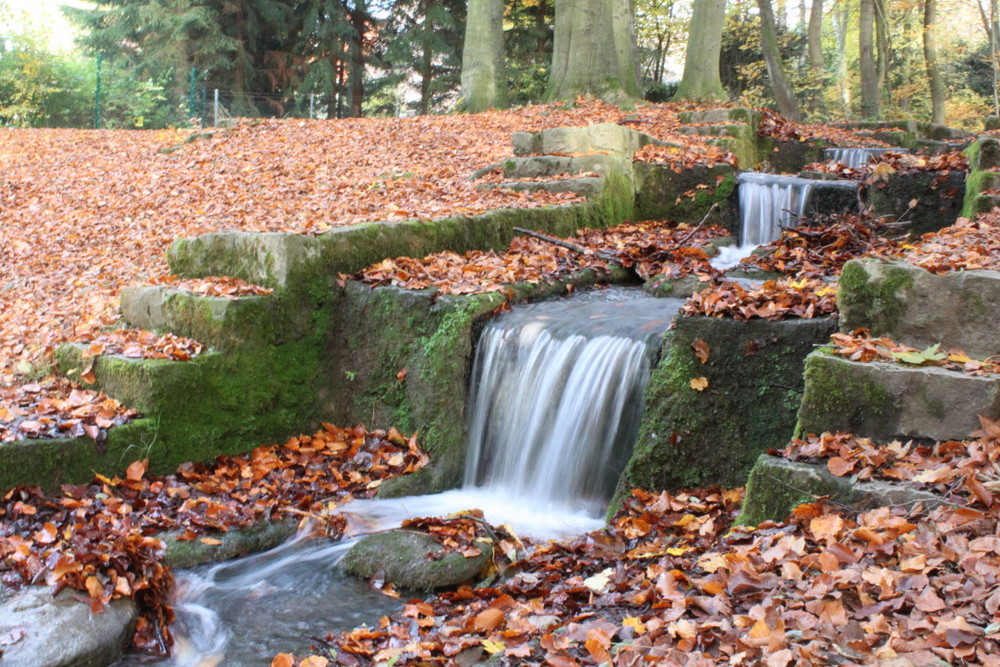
[488,176,605,199]
[967,136,1000,171]
[739,454,944,525]
[342,530,492,590]
[532,123,654,156]
[839,258,1000,358]
[867,170,965,237]
[985,116,1000,132]
[511,131,538,156]
[797,352,1000,441]
[677,108,761,128]
[614,315,837,497]
[632,162,737,226]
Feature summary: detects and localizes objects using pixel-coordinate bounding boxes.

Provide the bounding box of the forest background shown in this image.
[0,0,994,131]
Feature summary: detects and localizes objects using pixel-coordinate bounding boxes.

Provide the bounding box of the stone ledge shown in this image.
[839,258,1000,358]
[739,454,944,525]
[797,352,1000,442]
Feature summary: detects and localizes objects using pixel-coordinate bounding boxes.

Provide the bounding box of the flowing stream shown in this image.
[822,147,903,168]
[118,287,680,666]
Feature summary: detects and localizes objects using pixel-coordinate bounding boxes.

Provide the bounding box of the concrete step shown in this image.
[797,351,1000,442]
[839,258,1000,358]
[469,154,620,180]
[119,286,299,352]
[739,453,944,525]
[475,176,605,199]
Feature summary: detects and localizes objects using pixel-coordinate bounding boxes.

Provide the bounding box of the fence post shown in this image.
[93,52,103,129]
[188,67,197,121]
[214,88,219,127]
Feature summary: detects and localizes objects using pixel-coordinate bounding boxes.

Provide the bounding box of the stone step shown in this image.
[55,343,223,417]
[676,107,761,128]
[119,285,300,352]
[739,454,944,525]
[839,258,1000,358]
[476,176,604,199]
[797,351,1000,442]
[511,122,672,157]
[469,154,620,180]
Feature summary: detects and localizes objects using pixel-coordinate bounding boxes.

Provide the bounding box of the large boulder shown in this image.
[0,587,137,667]
[341,530,492,591]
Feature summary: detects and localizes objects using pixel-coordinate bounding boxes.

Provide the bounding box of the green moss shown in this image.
[613,316,837,505]
[795,352,895,437]
[837,261,915,335]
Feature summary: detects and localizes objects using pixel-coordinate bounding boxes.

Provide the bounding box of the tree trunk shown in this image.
[419,2,435,115]
[836,0,850,114]
[547,0,641,101]
[875,0,889,108]
[860,0,879,118]
[348,0,367,118]
[758,0,802,120]
[673,0,727,101]
[898,7,915,113]
[460,0,506,111]
[807,0,824,113]
[923,0,945,123]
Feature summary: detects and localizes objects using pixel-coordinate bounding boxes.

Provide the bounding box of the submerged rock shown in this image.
[342,530,492,591]
[0,587,137,667]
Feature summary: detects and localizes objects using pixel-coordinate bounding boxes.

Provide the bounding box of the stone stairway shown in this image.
[740,256,1000,524]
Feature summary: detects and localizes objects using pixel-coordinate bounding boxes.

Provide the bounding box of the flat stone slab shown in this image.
[511,123,664,157]
[839,258,1000,358]
[798,352,1000,441]
[470,154,621,180]
[739,454,944,525]
[478,177,604,199]
[342,530,491,591]
[0,587,137,667]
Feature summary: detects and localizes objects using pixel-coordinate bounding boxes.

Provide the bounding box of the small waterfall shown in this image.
[823,147,903,168]
[464,289,681,514]
[737,172,817,246]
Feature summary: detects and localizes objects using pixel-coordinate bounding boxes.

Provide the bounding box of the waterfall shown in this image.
[463,289,681,514]
[823,147,903,168]
[737,172,817,246]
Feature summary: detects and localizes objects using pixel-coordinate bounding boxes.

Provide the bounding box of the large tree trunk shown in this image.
[758,0,802,120]
[673,0,727,101]
[875,0,889,107]
[860,0,879,118]
[460,0,506,111]
[807,0,824,113]
[546,0,641,101]
[923,0,945,123]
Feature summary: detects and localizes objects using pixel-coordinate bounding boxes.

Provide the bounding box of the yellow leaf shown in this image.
[199,537,223,546]
[666,546,691,556]
[623,616,647,634]
[690,376,709,391]
[481,639,506,654]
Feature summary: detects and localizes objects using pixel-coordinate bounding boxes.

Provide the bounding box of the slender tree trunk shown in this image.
[419,2,434,115]
[807,0,824,113]
[460,0,506,111]
[547,0,641,101]
[836,0,851,115]
[976,0,1000,113]
[348,0,367,117]
[758,0,802,120]
[860,0,879,117]
[673,0,727,101]
[898,7,914,113]
[923,0,945,123]
[875,0,889,108]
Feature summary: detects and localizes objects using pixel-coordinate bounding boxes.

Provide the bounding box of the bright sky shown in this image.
[2,0,90,52]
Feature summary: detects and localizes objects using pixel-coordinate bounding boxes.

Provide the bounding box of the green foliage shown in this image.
[891,343,948,366]
[504,0,554,106]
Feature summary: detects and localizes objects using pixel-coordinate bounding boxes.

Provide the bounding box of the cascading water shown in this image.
[822,147,903,168]
[119,287,680,666]
[464,289,682,515]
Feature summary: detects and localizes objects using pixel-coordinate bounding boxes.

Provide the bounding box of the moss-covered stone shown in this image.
[342,530,492,590]
[867,171,965,236]
[764,138,831,174]
[162,518,299,569]
[633,163,737,228]
[613,315,837,505]
[796,352,1000,441]
[960,169,1000,219]
[839,258,1000,358]
[966,136,1000,171]
[738,454,943,525]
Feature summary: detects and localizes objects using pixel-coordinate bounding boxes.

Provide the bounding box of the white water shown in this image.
[121,288,680,666]
[823,147,902,168]
[737,171,817,246]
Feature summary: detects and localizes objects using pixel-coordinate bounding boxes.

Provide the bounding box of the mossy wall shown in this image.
[613,315,837,506]
[633,163,737,228]
[867,171,966,236]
